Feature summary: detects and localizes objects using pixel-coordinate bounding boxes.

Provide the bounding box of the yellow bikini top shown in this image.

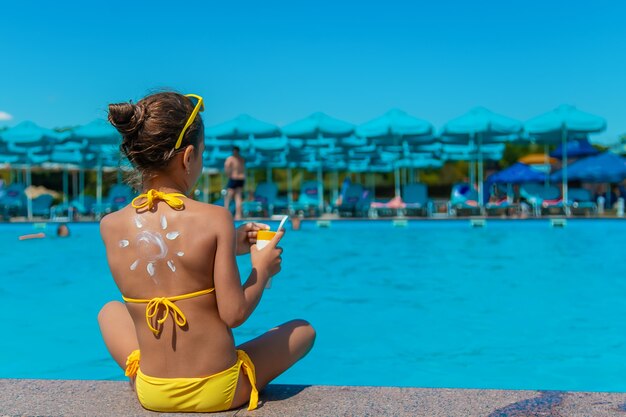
[125,189,213,336]
[123,289,215,336]
[131,189,187,210]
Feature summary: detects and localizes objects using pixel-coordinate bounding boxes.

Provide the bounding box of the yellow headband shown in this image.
[175,94,204,150]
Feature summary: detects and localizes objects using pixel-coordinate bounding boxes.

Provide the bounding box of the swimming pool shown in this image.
[2,219,626,392]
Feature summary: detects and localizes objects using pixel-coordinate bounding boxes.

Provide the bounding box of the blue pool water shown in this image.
[2,219,626,392]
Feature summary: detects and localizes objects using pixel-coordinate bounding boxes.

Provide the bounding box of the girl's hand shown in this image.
[235,222,270,255]
[250,230,284,278]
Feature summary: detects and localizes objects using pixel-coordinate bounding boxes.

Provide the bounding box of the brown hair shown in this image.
[108,92,203,181]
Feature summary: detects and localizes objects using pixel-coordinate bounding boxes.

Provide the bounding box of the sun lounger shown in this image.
[243,182,278,217]
[289,181,322,217]
[51,195,97,219]
[91,184,136,215]
[568,188,597,215]
[335,184,371,217]
[357,189,373,217]
[369,196,406,217]
[0,183,27,218]
[448,183,481,216]
[485,197,518,216]
[520,183,565,216]
[402,183,432,216]
[31,194,54,218]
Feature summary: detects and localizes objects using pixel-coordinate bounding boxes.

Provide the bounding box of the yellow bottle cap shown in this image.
[257,230,277,241]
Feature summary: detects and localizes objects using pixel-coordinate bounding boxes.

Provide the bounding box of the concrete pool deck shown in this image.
[2,379,626,416]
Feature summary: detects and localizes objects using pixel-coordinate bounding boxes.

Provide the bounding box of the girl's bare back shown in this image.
[101,199,239,377]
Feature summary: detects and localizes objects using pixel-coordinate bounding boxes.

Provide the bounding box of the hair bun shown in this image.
[108,102,146,135]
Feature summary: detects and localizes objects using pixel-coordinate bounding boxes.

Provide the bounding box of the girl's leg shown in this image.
[98,301,139,370]
[230,319,316,409]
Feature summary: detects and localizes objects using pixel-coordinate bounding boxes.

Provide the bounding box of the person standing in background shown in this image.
[224,146,245,220]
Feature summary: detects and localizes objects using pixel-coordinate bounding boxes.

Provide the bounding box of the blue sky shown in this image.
[1,0,624,144]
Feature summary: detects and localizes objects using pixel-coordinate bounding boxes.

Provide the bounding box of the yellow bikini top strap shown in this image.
[122,288,215,336]
[166,288,215,301]
[122,288,215,304]
[131,189,187,210]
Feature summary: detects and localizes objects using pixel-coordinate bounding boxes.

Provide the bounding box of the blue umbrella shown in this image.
[550,152,626,183]
[206,115,280,202]
[442,107,522,211]
[525,105,606,206]
[250,137,289,182]
[70,119,123,210]
[283,113,355,211]
[71,119,121,145]
[442,107,522,141]
[281,112,354,139]
[549,137,599,159]
[0,121,68,149]
[0,121,69,218]
[205,115,278,161]
[356,109,432,142]
[525,105,606,141]
[357,109,433,197]
[205,114,280,140]
[487,163,546,184]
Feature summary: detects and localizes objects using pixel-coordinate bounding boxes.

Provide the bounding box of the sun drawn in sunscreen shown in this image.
[118,214,185,281]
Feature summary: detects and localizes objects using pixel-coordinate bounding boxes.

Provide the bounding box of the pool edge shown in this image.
[2,379,626,416]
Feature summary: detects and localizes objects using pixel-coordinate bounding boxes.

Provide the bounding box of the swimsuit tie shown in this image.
[125,349,141,378]
[132,189,186,210]
[145,297,188,336]
[238,350,259,411]
[123,289,215,337]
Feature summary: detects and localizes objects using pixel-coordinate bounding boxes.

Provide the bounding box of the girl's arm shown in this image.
[213,208,283,327]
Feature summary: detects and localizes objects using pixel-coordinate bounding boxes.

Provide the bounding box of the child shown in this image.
[97,92,315,412]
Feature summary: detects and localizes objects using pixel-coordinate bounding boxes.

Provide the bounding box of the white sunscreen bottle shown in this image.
[256,216,288,288]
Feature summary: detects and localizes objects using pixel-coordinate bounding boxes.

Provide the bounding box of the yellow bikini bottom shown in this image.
[125,349,258,412]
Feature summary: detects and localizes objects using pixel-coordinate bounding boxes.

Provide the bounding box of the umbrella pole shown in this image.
[287,167,293,211]
[371,172,376,198]
[561,127,569,215]
[469,160,476,190]
[394,166,401,198]
[332,171,339,205]
[95,153,103,218]
[204,171,210,203]
[62,168,69,205]
[543,143,544,187]
[72,171,78,201]
[317,165,324,213]
[79,168,85,206]
[477,133,484,213]
[96,164,103,219]
[26,164,33,220]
